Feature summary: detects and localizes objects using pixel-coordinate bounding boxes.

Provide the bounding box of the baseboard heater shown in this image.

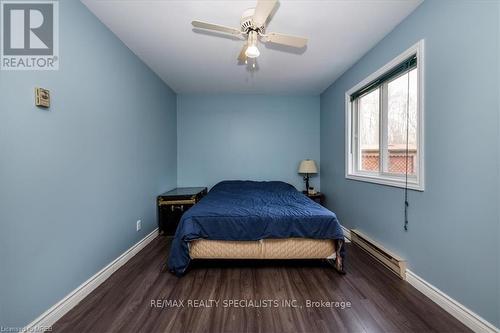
[350,229,407,280]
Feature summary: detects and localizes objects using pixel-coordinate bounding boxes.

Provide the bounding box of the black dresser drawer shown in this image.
[157,187,207,236]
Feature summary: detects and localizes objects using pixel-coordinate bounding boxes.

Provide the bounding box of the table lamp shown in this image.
[298,159,318,192]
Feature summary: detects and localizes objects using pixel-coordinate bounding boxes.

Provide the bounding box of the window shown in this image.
[346,41,424,190]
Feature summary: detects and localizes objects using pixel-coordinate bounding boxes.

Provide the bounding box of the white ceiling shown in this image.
[81,0,422,94]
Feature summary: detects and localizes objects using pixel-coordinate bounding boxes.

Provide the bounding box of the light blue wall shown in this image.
[177,95,320,191]
[0,0,177,327]
[320,0,499,326]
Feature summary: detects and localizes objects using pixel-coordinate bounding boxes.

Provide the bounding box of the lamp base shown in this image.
[304,174,310,193]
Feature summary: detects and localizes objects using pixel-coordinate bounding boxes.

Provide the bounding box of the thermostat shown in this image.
[35,88,50,108]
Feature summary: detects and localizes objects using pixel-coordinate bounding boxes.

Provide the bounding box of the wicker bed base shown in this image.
[189,238,336,259]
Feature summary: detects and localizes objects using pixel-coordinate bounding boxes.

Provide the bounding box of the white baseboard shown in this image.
[24,228,159,332]
[340,225,351,242]
[345,227,498,333]
[406,269,499,333]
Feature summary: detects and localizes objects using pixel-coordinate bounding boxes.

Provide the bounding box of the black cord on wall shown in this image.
[404,72,411,232]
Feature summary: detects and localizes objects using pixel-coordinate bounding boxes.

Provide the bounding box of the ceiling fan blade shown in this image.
[192,20,242,36]
[252,0,278,27]
[238,43,248,62]
[263,32,308,48]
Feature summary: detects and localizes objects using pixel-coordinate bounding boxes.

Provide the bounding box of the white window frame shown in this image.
[345,40,425,191]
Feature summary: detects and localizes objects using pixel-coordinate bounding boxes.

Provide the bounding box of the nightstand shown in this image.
[303,191,325,206]
[157,187,207,236]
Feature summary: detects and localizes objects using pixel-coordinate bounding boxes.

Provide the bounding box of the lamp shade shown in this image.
[298,159,318,174]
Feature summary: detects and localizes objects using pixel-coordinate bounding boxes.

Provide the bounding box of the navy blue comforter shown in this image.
[168,180,344,276]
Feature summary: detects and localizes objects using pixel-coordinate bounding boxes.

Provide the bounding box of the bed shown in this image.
[167,180,345,276]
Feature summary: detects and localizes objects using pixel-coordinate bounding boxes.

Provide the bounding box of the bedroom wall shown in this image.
[177,95,320,191]
[320,0,499,327]
[0,0,177,327]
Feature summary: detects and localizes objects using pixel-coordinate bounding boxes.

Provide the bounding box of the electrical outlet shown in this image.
[136,220,142,231]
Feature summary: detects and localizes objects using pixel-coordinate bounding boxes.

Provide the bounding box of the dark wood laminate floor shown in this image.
[53,237,471,333]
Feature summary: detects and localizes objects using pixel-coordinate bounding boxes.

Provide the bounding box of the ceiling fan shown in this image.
[192,0,308,66]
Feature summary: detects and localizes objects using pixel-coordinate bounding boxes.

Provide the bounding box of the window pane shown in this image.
[387,68,417,175]
[358,89,379,172]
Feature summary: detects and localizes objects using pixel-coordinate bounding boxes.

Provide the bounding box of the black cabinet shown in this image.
[157,187,207,236]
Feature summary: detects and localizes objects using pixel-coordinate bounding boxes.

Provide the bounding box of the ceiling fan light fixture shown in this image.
[245,30,260,58]
[192,0,308,65]
[245,45,260,58]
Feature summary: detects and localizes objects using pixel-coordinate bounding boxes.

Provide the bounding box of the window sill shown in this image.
[346,173,424,191]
